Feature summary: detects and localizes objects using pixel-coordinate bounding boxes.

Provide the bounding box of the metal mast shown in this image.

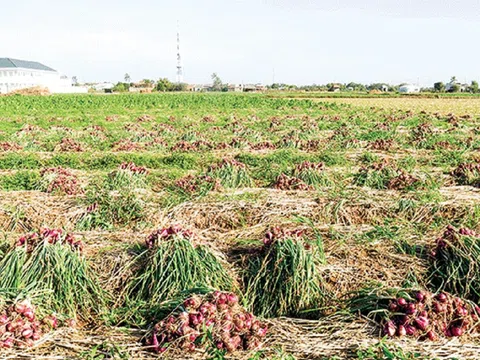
[176,21,183,83]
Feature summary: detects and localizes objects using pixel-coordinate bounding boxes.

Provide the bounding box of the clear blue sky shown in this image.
[1,0,479,86]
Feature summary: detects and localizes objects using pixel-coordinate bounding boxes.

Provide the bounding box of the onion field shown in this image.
[1,93,480,359]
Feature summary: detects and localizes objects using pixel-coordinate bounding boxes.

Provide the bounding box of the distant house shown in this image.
[381,85,389,92]
[399,84,420,93]
[128,80,154,93]
[227,84,243,92]
[91,82,114,93]
[129,87,153,93]
[328,84,342,92]
[243,84,265,92]
[0,57,87,94]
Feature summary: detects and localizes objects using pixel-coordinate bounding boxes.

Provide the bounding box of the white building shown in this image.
[398,84,420,93]
[91,82,115,92]
[0,58,87,94]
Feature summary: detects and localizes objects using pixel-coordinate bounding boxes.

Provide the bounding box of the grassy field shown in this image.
[321,97,480,114]
[1,93,480,359]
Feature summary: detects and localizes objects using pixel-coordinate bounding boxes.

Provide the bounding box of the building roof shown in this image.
[0,58,56,72]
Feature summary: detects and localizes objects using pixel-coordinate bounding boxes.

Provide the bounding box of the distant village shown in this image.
[1,57,478,95]
[89,80,268,94]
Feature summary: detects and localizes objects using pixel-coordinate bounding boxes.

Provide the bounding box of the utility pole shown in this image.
[176,21,183,83]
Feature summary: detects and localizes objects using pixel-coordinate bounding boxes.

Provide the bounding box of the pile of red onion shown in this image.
[263,227,305,247]
[174,174,221,194]
[171,140,213,152]
[432,225,479,257]
[40,167,83,195]
[145,225,195,249]
[386,171,419,190]
[112,139,144,152]
[147,291,268,354]
[57,138,83,152]
[273,173,311,191]
[16,228,83,253]
[0,299,58,349]
[368,139,395,151]
[452,162,480,185]
[0,142,22,152]
[293,161,325,173]
[118,162,148,175]
[383,290,480,340]
[208,158,247,172]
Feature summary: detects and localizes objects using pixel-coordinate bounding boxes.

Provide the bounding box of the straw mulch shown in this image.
[2,317,480,359]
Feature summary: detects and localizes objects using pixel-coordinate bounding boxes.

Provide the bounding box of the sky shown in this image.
[1,0,480,86]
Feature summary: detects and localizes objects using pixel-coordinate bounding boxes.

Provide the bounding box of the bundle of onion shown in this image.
[410,122,433,145]
[291,161,332,187]
[206,158,253,188]
[174,174,221,196]
[386,171,420,191]
[368,139,396,151]
[382,290,480,340]
[353,160,403,190]
[127,227,235,303]
[0,299,58,349]
[262,227,305,247]
[244,228,327,318]
[451,162,480,187]
[146,291,268,354]
[112,139,144,152]
[0,142,22,152]
[37,167,83,195]
[105,162,149,190]
[0,230,105,319]
[272,173,311,191]
[145,225,194,249]
[16,228,83,253]
[430,226,480,302]
[55,138,83,152]
[118,162,148,175]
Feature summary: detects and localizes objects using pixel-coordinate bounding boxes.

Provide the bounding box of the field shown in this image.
[1,93,480,359]
[320,97,480,115]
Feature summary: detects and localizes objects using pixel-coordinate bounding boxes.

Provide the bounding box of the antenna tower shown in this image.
[176,22,183,83]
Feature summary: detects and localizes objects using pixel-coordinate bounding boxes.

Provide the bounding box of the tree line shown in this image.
[105,73,480,94]
[110,73,226,93]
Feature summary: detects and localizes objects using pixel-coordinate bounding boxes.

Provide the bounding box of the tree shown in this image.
[470,81,479,93]
[346,82,366,91]
[434,82,445,93]
[124,73,131,83]
[155,78,173,92]
[367,83,391,91]
[211,73,223,91]
[450,83,460,93]
[171,82,188,91]
[71,76,78,86]
[112,82,129,92]
[450,76,457,84]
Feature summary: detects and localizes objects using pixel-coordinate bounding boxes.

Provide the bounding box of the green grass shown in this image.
[0,171,40,191]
